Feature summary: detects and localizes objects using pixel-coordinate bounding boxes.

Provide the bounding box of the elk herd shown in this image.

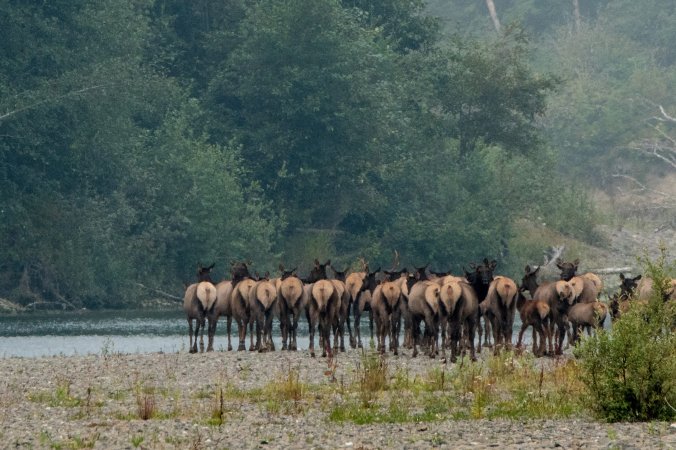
[183,256,676,359]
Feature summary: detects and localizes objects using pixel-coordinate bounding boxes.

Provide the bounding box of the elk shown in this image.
[183,263,217,353]
[569,275,600,304]
[329,265,352,352]
[405,278,442,358]
[370,275,404,355]
[275,265,305,351]
[248,275,278,352]
[480,275,518,353]
[515,289,551,357]
[637,276,676,302]
[557,258,603,298]
[349,261,377,349]
[567,301,608,344]
[465,258,497,349]
[228,262,256,351]
[609,273,641,320]
[442,278,479,362]
[207,279,233,352]
[305,259,339,357]
[533,279,576,355]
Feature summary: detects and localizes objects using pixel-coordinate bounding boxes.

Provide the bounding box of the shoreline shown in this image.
[1,350,674,449]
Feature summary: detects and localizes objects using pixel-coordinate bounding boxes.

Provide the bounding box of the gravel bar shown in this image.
[0,350,674,449]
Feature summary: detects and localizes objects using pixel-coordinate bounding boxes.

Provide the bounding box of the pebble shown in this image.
[0,351,673,449]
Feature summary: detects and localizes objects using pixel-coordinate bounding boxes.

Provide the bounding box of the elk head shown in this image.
[556,258,579,281]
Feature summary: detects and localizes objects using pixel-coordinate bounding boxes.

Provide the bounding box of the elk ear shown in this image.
[525,265,531,273]
[573,258,580,268]
[279,263,285,272]
[208,262,215,270]
[534,266,540,274]
[264,271,270,280]
[325,259,331,266]
[314,259,320,267]
[469,262,476,269]
[620,273,625,281]
[634,275,642,281]
[556,261,564,270]
[490,260,497,269]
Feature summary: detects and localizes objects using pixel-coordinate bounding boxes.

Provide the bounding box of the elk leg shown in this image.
[188,318,196,353]
[237,318,246,351]
[291,310,300,351]
[207,316,217,352]
[198,317,205,353]
[353,301,362,349]
[226,316,232,351]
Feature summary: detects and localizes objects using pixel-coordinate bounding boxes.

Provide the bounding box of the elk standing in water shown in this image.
[305,259,339,357]
[184,263,217,353]
[276,265,305,351]
[465,258,497,349]
[515,288,551,357]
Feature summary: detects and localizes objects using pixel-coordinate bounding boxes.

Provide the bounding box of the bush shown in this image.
[574,246,676,422]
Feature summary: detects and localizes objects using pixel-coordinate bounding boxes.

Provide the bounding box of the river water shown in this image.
[0,309,549,358]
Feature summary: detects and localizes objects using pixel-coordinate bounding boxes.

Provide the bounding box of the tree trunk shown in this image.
[572,0,581,31]
[485,0,500,32]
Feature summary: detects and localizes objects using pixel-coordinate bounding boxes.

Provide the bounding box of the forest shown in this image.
[0,0,674,309]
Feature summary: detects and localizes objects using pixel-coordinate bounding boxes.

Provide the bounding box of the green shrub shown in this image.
[574,246,676,422]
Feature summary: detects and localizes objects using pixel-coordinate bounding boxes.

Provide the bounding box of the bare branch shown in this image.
[0,85,109,122]
[658,105,676,122]
[485,0,501,32]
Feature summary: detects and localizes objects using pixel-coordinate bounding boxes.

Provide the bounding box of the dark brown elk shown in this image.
[567,301,608,344]
[556,258,579,281]
[515,289,551,357]
[305,259,339,357]
[609,273,641,320]
[248,275,278,352]
[349,265,378,349]
[480,275,518,353]
[370,277,403,355]
[465,258,497,349]
[183,263,217,353]
[275,265,305,351]
[329,265,352,352]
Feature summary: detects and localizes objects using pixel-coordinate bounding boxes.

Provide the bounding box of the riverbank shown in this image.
[0,350,673,449]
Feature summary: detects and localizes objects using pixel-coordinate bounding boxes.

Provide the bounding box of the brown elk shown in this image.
[442,278,479,362]
[275,265,305,351]
[533,279,576,355]
[569,275,600,304]
[349,262,377,349]
[515,289,551,357]
[183,263,217,353]
[329,265,352,352]
[405,278,442,358]
[480,275,518,353]
[207,279,233,352]
[637,276,676,302]
[567,301,608,344]
[370,277,404,355]
[305,259,339,357]
[248,275,278,352]
[230,278,257,351]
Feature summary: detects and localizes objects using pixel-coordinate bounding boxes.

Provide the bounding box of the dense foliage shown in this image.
[575,249,676,422]
[0,1,672,307]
